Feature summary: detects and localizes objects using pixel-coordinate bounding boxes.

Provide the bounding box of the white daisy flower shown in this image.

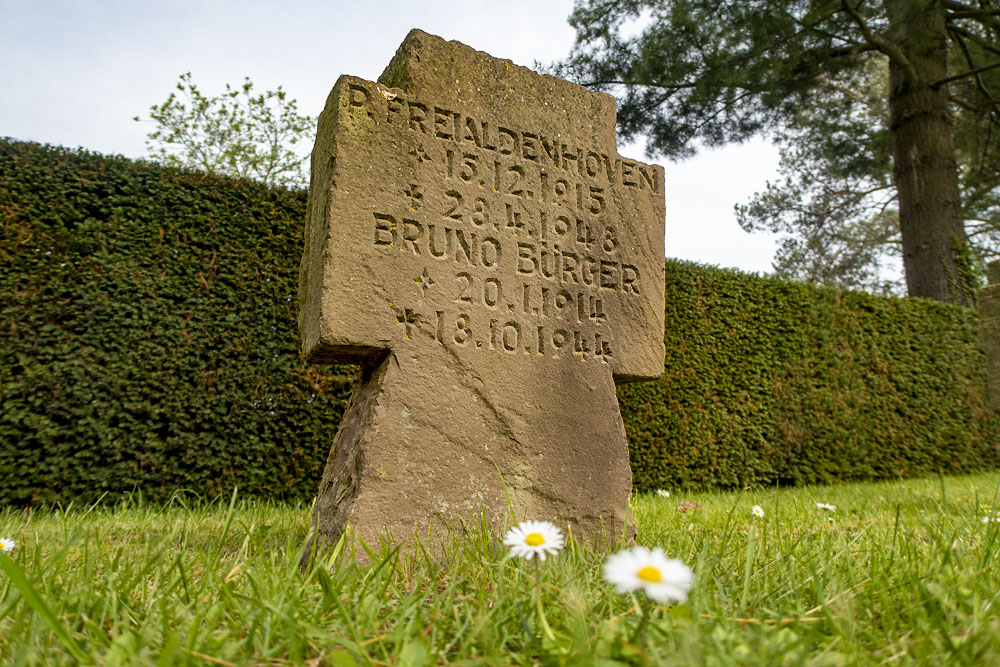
[603,546,693,603]
[655,489,670,498]
[0,537,15,552]
[504,520,564,561]
[982,516,1000,523]
[816,503,837,512]
[752,505,765,518]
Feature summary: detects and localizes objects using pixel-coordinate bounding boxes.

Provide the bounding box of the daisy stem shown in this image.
[533,558,557,643]
[632,594,652,645]
[740,522,756,613]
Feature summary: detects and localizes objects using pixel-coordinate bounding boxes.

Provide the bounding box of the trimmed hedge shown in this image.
[622,262,1000,491]
[0,139,353,505]
[2,140,997,504]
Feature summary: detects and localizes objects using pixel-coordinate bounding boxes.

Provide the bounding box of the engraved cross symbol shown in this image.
[414,268,434,292]
[404,183,424,210]
[408,145,432,163]
[299,30,665,558]
[393,306,425,339]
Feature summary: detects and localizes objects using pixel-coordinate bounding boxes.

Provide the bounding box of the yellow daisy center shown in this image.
[525,532,545,547]
[637,565,662,583]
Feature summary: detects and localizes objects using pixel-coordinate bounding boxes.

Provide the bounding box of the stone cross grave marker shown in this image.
[299,29,665,555]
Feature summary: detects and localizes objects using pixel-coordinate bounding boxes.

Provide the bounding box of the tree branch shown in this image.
[943,0,1000,17]
[931,59,1000,88]
[839,0,919,83]
[780,4,862,47]
[943,0,1000,33]
[947,30,1000,122]
[947,25,1000,58]
[829,83,885,110]
[826,43,884,58]
[689,88,761,138]
[949,94,990,112]
[947,9,1000,20]
[942,0,994,14]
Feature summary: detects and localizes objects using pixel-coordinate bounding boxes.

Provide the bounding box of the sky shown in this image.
[1,0,781,273]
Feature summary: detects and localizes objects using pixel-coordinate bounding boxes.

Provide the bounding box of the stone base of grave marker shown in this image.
[980,261,1000,411]
[299,30,665,560]
[307,342,636,556]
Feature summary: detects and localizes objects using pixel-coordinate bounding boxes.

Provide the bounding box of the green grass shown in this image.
[2,473,1000,665]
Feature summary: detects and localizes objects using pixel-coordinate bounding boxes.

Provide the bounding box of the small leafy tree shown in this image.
[135,73,315,188]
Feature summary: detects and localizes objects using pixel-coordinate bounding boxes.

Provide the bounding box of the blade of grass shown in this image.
[0,552,90,663]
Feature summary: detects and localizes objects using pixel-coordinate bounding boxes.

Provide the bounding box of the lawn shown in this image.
[2,472,1000,665]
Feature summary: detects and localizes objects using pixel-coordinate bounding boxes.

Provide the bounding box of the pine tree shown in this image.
[736,55,998,294]
[563,0,1000,304]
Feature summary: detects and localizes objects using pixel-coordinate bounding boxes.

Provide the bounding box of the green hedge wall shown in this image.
[2,140,997,505]
[621,262,1000,491]
[0,139,354,505]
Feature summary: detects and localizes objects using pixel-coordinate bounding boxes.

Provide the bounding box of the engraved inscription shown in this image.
[353,91,662,195]
[352,86,661,363]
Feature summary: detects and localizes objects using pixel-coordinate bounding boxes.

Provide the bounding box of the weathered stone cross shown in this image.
[299,30,665,554]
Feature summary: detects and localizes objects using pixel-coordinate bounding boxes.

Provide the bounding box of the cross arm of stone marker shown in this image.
[298,29,665,556]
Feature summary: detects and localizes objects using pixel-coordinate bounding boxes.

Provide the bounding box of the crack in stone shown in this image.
[405,408,495,469]
[436,342,529,458]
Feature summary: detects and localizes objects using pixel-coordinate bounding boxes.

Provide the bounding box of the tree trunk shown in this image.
[887,0,973,305]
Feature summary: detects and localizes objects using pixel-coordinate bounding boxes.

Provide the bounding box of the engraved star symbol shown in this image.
[414,268,435,293]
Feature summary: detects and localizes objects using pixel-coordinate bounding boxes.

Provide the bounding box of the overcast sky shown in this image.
[1,0,781,273]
